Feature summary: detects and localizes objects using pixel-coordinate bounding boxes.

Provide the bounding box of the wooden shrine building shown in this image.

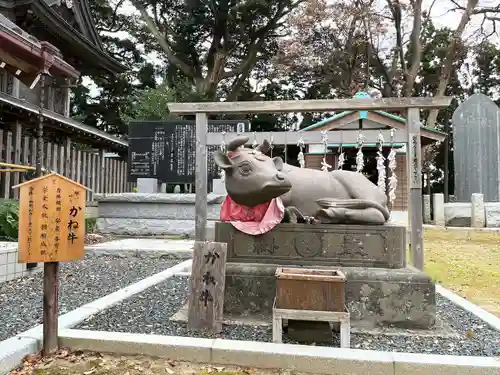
[0,0,130,198]
[302,92,446,211]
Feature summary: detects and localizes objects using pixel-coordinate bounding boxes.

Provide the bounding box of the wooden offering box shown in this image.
[275,267,346,312]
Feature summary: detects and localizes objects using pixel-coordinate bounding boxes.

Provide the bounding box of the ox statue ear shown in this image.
[212,151,233,172]
[273,156,284,171]
[255,139,271,154]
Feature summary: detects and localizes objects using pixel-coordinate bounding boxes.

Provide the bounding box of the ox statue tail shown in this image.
[316,198,391,222]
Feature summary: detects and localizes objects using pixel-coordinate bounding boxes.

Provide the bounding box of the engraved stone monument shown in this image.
[453,93,500,202]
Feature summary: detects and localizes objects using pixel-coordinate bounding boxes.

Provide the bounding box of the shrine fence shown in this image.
[168,97,453,271]
[0,129,135,201]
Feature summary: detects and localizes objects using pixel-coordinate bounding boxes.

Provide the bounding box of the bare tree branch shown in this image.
[403,0,423,96]
[131,1,198,80]
[425,0,478,128]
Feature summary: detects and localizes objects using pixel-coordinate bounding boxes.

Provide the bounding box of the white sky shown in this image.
[82,0,500,99]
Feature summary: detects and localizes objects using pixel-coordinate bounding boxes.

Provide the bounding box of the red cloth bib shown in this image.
[220,195,284,235]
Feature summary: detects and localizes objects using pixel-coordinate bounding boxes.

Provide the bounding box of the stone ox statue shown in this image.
[213,136,390,226]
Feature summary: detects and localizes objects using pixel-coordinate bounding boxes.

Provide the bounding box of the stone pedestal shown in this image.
[485,202,500,227]
[137,178,158,193]
[216,222,406,269]
[433,193,445,226]
[96,193,224,236]
[215,221,436,330]
[212,179,227,195]
[423,194,431,223]
[223,263,435,329]
[471,193,485,228]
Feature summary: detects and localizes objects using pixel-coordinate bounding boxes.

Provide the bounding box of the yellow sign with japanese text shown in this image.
[14,173,88,263]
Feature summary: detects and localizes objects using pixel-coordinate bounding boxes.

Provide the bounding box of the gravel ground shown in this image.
[77,276,500,357]
[0,254,184,341]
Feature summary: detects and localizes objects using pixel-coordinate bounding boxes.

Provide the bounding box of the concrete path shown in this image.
[85,238,194,257]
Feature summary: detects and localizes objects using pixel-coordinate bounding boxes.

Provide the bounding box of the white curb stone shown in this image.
[212,338,394,374]
[57,329,500,375]
[436,285,500,331]
[0,337,38,375]
[0,259,192,375]
[393,352,500,375]
[59,329,213,363]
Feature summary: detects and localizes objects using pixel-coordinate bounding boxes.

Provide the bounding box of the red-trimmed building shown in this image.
[0,0,127,149]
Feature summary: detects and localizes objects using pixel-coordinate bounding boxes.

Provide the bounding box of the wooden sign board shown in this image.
[187,241,227,333]
[13,172,88,263]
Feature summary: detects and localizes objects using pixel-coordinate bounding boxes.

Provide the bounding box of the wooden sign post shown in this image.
[13,172,88,355]
[187,241,227,333]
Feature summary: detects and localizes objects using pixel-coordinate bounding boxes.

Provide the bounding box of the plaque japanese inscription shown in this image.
[128,120,251,183]
[187,241,227,333]
[14,172,88,263]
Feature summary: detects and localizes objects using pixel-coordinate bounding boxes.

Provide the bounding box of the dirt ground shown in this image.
[422,228,500,316]
[9,350,308,375]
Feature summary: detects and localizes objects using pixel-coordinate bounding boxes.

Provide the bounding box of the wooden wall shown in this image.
[0,128,134,201]
[392,154,408,211]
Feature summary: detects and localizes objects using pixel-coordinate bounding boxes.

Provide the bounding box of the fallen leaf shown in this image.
[83,368,96,375]
[165,367,175,374]
[56,349,70,358]
[167,359,179,367]
[24,354,40,364]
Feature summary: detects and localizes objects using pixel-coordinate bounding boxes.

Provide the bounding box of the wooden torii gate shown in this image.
[168,97,452,270]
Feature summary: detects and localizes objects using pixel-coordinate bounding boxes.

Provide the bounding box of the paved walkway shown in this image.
[85,238,194,255]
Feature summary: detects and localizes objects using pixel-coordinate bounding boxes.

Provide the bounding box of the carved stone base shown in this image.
[224,263,436,329]
[215,222,406,269]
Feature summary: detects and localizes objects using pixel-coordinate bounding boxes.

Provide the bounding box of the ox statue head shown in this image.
[212,135,292,207]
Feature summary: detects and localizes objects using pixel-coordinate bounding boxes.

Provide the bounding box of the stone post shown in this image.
[433,193,445,226]
[212,178,227,195]
[471,193,485,228]
[137,178,158,193]
[422,194,431,223]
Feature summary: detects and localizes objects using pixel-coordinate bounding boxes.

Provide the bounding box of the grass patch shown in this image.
[419,229,500,316]
[12,351,301,375]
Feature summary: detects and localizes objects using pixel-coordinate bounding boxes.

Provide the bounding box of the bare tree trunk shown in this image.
[425,0,478,128]
[403,0,423,97]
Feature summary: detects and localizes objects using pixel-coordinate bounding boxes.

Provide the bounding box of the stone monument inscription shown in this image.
[219,223,404,269]
[452,93,500,202]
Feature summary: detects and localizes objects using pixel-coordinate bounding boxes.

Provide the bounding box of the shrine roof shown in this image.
[12,172,91,190]
[1,0,126,74]
[30,0,126,74]
[301,91,446,142]
[0,13,80,81]
[0,91,129,153]
[302,109,413,130]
